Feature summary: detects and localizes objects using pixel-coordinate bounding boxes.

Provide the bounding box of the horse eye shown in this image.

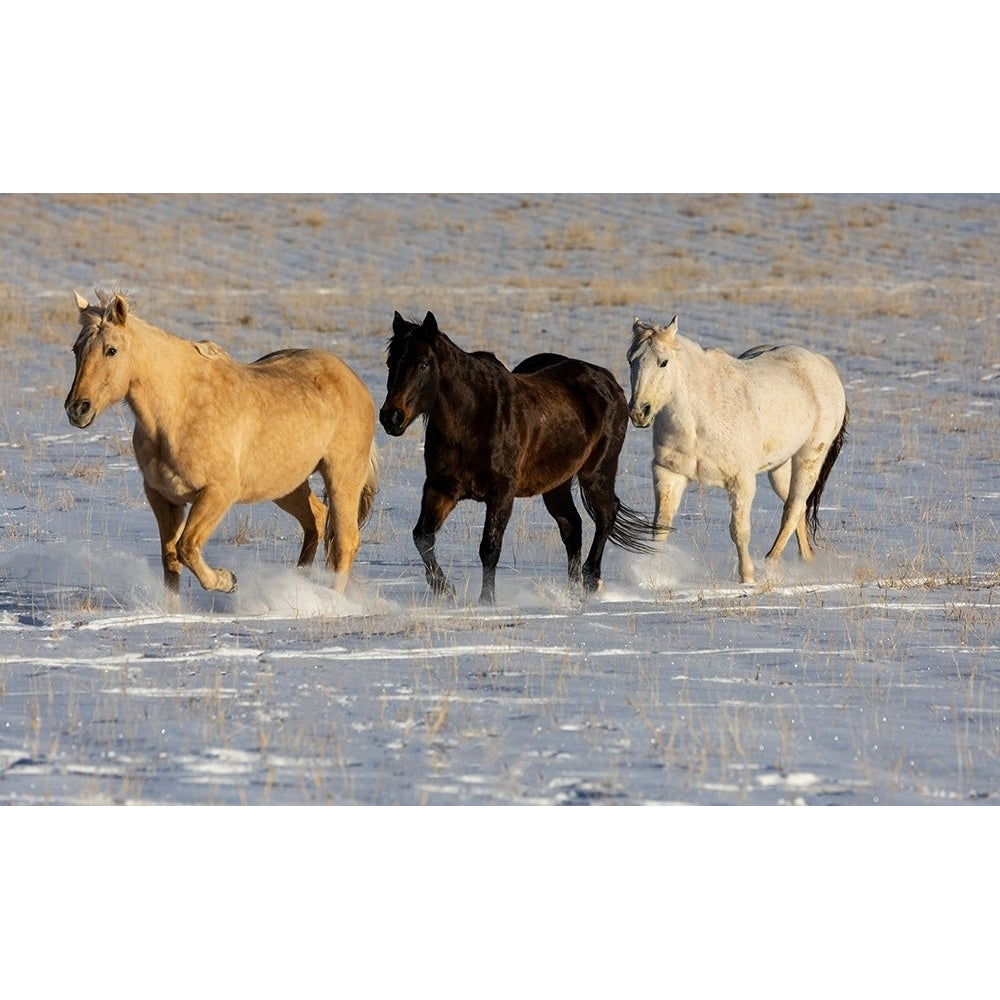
[105,346,118,358]
[659,359,668,368]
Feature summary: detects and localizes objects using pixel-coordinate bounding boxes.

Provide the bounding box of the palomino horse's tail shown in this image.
[358,440,380,528]
[806,402,849,545]
[579,489,658,555]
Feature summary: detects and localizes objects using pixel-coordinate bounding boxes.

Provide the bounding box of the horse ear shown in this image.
[392,311,408,335]
[422,312,439,337]
[109,293,130,325]
[74,290,89,311]
[632,317,644,334]
[662,315,679,338]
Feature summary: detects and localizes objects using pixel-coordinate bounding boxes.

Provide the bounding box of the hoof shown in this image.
[214,568,238,593]
[428,575,457,601]
[432,581,456,596]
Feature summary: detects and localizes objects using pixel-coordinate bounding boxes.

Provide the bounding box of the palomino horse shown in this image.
[380,311,653,605]
[627,316,848,585]
[65,290,379,599]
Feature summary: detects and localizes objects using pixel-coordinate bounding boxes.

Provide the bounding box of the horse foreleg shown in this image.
[143,482,186,600]
[767,463,812,559]
[542,481,584,592]
[652,463,687,541]
[727,476,757,585]
[273,482,327,567]
[177,487,238,593]
[414,484,459,600]
[478,494,514,606]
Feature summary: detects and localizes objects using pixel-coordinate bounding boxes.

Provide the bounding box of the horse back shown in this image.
[512,352,573,375]
[745,344,844,401]
[513,354,627,417]
[426,351,627,500]
[250,347,370,401]
[732,344,847,447]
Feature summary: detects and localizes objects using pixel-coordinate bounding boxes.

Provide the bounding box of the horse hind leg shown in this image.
[273,482,327,567]
[319,465,366,593]
[767,462,812,560]
[765,456,821,567]
[578,471,619,593]
[542,480,584,592]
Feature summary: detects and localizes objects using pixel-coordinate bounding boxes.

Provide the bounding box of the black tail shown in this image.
[579,489,658,555]
[806,402,849,545]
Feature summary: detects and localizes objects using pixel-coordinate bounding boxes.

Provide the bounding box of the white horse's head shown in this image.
[627,315,678,428]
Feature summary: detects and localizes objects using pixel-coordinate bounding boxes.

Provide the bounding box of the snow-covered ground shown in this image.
[2,194,998,805]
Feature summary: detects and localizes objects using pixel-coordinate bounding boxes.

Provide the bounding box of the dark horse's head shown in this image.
[380,310,443,436]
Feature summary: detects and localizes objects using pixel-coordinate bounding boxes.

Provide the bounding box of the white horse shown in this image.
[627,316,848,584]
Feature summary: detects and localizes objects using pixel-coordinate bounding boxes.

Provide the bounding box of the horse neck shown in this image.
[124,319,198,432]
[428,335,496,428]
[662,335,724,421]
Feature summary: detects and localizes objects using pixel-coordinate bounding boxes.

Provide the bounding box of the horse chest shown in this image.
[425,432,508,501]
[652,395,799,485]
[139,454,200,502]
[133,433,201,503]
[652,418,741,485]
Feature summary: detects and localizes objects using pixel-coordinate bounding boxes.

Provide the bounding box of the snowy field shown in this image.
[2,194,999,806]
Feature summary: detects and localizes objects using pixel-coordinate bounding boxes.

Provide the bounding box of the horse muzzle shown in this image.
[629,401,653,428]
[379,405,409,437]
[66,398,95,428]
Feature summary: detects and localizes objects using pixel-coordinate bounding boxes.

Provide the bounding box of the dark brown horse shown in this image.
[380,311,653,605]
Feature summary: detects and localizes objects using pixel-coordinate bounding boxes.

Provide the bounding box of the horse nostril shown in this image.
[66,398,94,427]
[379,406,405,434]
[630,402,651,426]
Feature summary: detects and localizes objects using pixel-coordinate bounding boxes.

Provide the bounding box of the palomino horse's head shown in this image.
[627,315,679,429]
[379,310,443,436]
[65,290,135,428]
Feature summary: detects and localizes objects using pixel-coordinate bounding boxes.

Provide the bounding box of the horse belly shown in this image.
[650,428,702,483]
[233,380,357,501]
[140,459,200,504]
[653,427,790,487]
[754,425,810,473]
[514,425,590,496]
[235,430,327,502]
[751,371,836,471]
